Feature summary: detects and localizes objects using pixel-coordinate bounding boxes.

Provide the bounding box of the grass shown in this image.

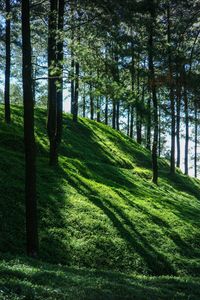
[0,255,200,300]
[0,104,200,298]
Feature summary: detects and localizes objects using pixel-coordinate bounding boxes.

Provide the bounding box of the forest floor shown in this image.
[0,105,200,299]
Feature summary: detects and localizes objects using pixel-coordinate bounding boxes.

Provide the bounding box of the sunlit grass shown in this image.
[0,104,200,298]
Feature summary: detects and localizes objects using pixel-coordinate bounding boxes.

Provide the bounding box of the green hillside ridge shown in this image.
[0,104,200,279]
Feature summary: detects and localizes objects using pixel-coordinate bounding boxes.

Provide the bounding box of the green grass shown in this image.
[0,104,200,298]
[0,255,200,300]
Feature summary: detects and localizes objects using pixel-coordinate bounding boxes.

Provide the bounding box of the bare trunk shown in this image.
[4,0,11,123]
[22,0,38,257]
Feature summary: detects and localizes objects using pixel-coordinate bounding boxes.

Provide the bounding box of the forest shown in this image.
[0,0,200,299]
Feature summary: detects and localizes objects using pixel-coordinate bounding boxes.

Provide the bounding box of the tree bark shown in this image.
[47,0,58,166]
[105,97,108,125]
[73,61,79,122]
[22,0,38,257]
[146,97,151,150]
[183,67,189,175]
[176,62,181,168]
[56,0,64,145]
[4,0,11,124]
[167,4,175,174]
[90,83,94,120]
[194,98,198,178]
[148,2,158,184]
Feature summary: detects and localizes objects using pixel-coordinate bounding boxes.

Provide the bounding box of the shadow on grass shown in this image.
[0,256,200,300]
[60,166,175,276]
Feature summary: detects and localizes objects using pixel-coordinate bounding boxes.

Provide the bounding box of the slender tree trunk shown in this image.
[194,98,198,178]
[73,61,79,122]
[136,52,142,144]
[97,97,101,122]
[146,97,151,150]
[47,0,58,166]
[112,100,116,129]
[71,56,75,114]
[82,83,86,118]
[148,3,158,184]
[90,84,94,120]
[4,0,11,123]
[105,97,108,125]
[183,68,189,175]
[176,63,181,168]
[127,105,130,136]
[56,0,64,146]
[116,100,120,130]
[130,39,134,139]
[158,102,161,157]
[22,0,38,257]
[130,104,134,138]
[167,4,175,174]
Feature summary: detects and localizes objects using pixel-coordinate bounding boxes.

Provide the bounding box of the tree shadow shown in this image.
[1,256,200,300]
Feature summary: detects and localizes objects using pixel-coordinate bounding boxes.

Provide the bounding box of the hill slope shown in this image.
[0,105,200,279]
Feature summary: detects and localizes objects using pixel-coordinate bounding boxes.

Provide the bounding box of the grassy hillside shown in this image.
[0,104,200,280]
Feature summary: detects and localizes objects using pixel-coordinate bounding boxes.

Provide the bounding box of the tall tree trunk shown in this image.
[183,67,189,175]
[112,100,116,129]
[70,2,75,114]
[105,97,108,125]
[73,61,79,122]
[130,39,134,139]
[4,0,11,123]
[82,83,86,118]
[47,0,58,166]
[90,83,94,120]
[146,97,151,150]
[56,0,64,146]
[97,97,101,122]
[148,3,158,184]
[194,98,198,178]
[158,102,161,157]
[167,4,175,174]
[176,63,181,168]
[130,104,134,138]
[127,105,130,136]
[22,0,38,257]
[116,100,120,130]
[136,51,142,144]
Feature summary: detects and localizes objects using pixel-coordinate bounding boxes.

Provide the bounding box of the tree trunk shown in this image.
[127,105,130,136]
[148,3,158,184]
[47,0,58,166]
[4,0,11,124]
[97,97,101,122]
[183,68,189,176]
[176,63,181,168]
[70,2,75,114]
[73,61,79,122]
[56,0,64,145]
[116,100,120,130]
[112,100,116,129]
[167,4,175,174]
[146,97,151,150]
[90,84,94,120]
[136,51,142,144]
[22,0,38,257]
[105,97,108,125]
[82,83,86,118]
[194,98,198,178]
[130,104,134,138]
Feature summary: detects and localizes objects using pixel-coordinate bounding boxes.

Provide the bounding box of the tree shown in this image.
[4,0,11,123]
[21,0,39,257]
